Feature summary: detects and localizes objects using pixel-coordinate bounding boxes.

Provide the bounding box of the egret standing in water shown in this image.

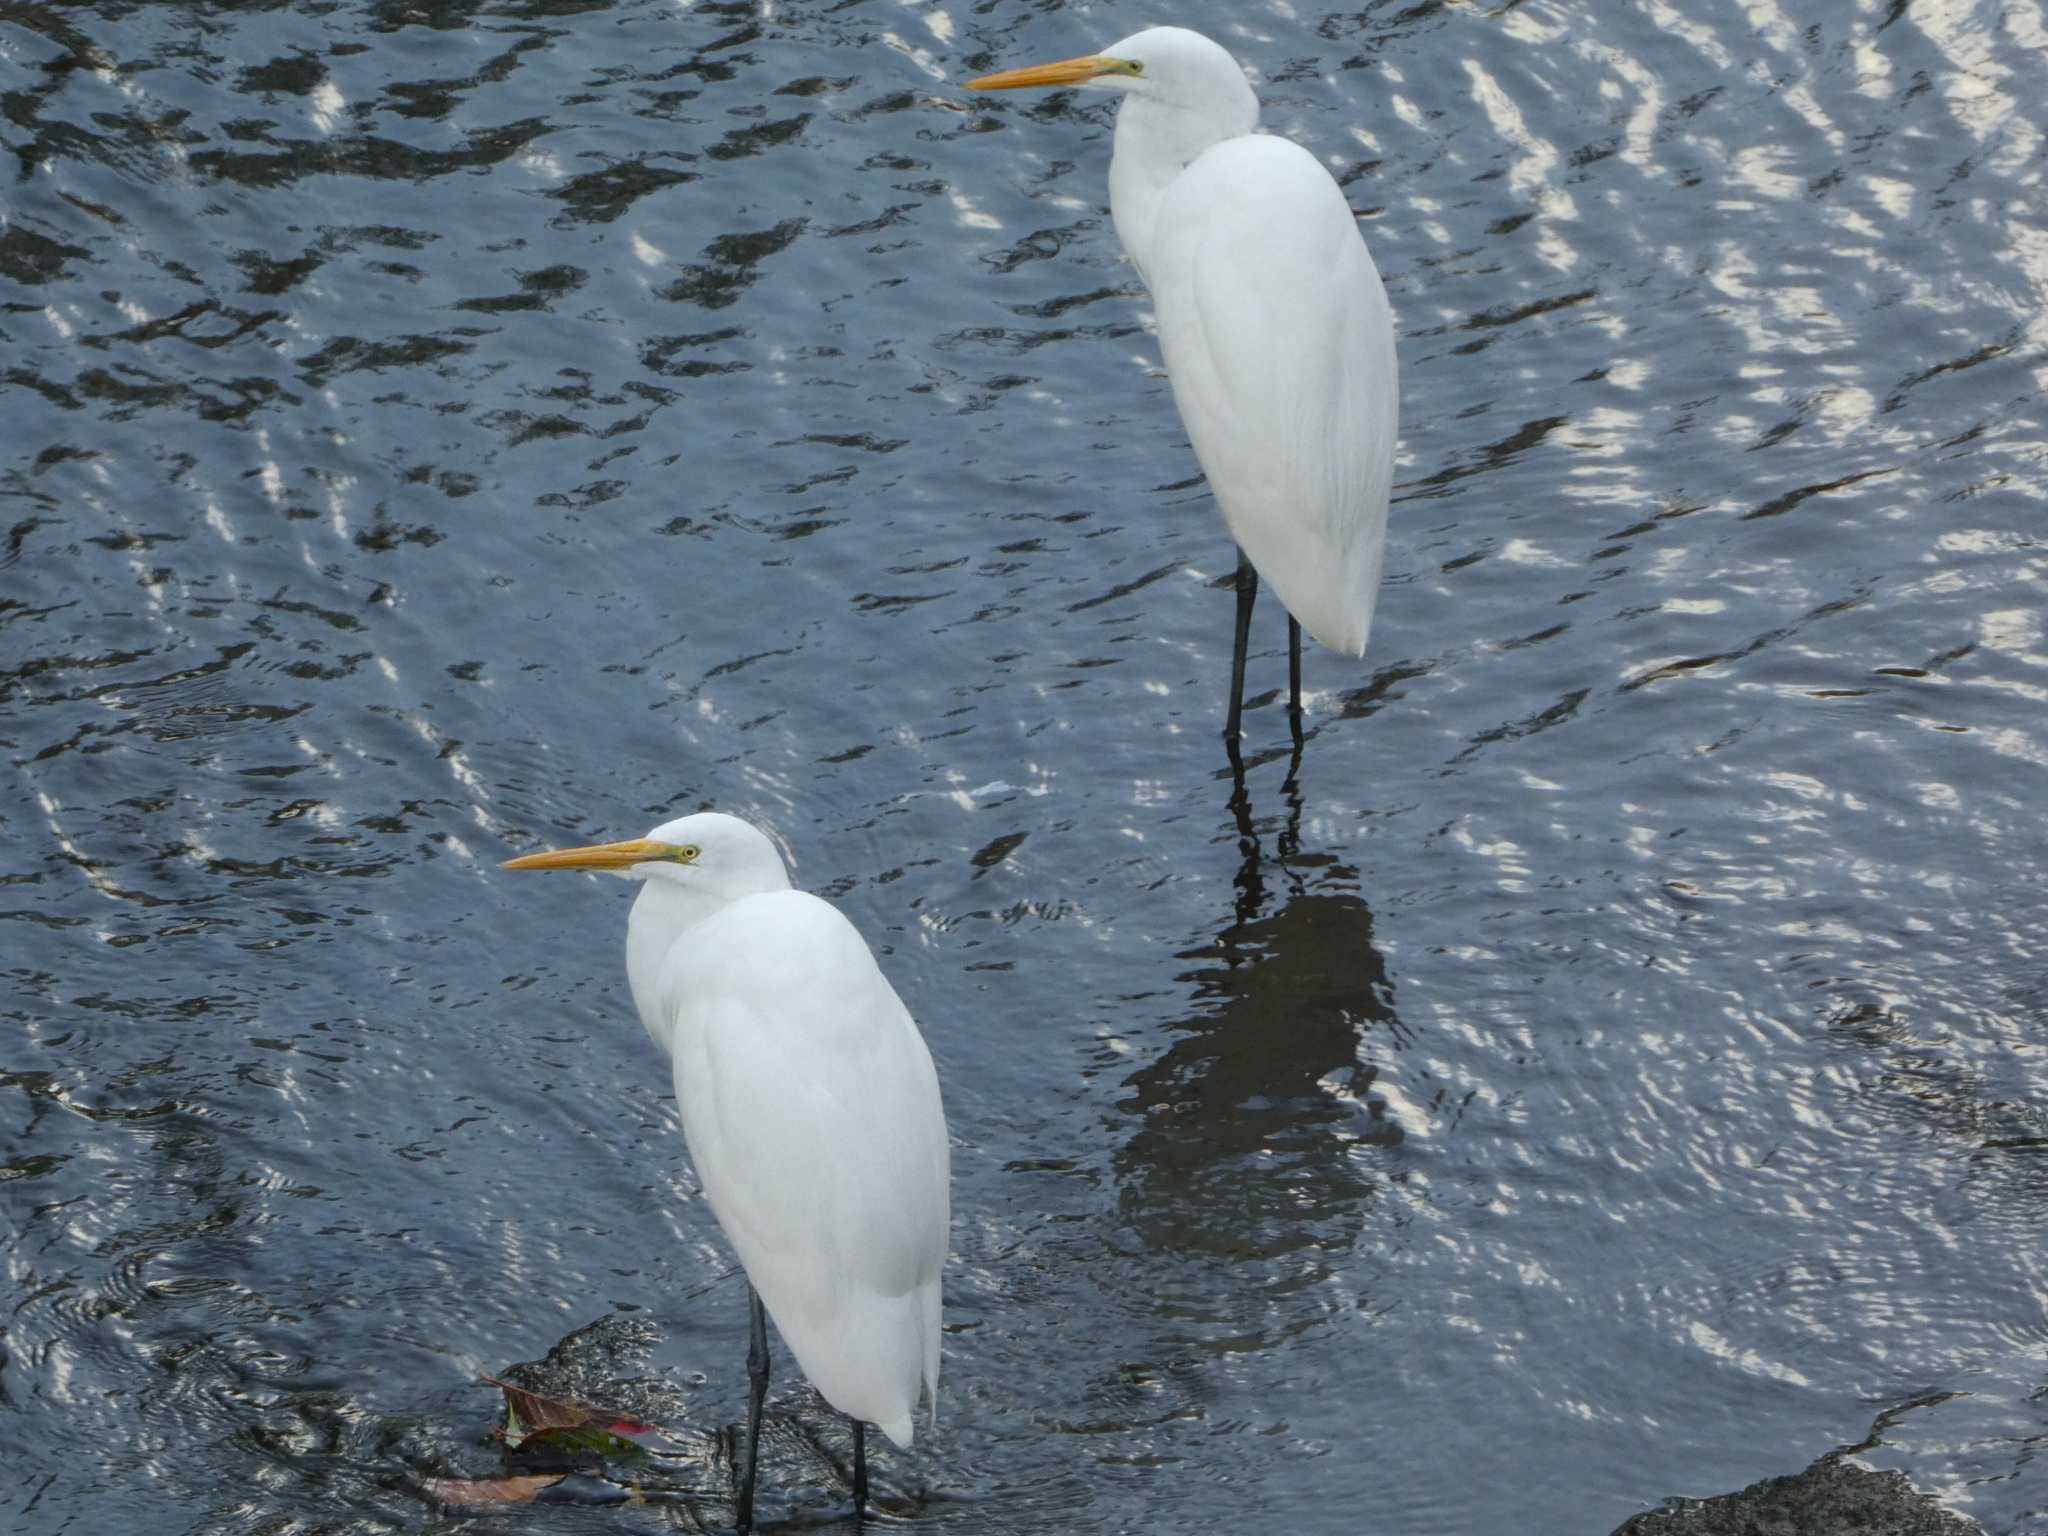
[502,812,947,1530]
[969,28,1398,756]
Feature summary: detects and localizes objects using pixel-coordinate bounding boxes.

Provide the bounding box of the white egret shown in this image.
[969,28,1398,754]
[501,812,948,1529]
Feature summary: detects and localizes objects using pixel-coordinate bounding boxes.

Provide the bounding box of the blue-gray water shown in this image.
[4,0,2046,1531]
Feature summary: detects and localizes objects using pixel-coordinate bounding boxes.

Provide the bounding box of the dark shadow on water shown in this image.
[1112,768,1405,1266]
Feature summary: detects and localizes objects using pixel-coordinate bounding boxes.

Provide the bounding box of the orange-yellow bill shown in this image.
[501,837,663,872]
[967,54,1127,91]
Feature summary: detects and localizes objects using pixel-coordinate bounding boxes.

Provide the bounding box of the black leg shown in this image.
[1282,616,1306,787]
[1225,550,1258,753]
[736,1284,770,1532]
[851,1417,868,1522]
[1286,615,1305,748]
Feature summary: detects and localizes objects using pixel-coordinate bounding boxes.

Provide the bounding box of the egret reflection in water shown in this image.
[1115,782,1404,1274]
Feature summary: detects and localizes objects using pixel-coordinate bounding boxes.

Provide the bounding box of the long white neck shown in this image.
[623,879,735,1056]
[1108,87,1259,290]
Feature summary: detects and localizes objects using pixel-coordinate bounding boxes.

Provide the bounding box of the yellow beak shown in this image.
[967,54,1127,91]
[500,837,665,872]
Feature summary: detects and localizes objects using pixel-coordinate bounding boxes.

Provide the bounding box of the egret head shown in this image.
[967,26,1255,121]
[501,810,792,900]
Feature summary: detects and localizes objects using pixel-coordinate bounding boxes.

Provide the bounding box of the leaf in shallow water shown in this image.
[480,1374,665,1447]
[424,1474,566,1507]
[426,1472,637,1508]
[516,1424,654,1465]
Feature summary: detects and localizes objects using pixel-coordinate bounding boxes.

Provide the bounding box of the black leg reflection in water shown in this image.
[1116,773,1405,1267]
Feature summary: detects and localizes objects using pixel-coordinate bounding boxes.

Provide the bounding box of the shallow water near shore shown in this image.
[4,0,2047,1530]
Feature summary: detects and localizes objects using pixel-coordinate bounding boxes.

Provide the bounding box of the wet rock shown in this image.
[1613,1452,1983,1535]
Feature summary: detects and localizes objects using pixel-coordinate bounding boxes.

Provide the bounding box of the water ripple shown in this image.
[4,0,2047,1532]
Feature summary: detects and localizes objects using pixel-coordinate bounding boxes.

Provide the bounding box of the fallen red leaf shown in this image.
[480,1374,665,1444]
[425,1474,566,1507]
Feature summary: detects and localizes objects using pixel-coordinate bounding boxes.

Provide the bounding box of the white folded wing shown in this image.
[658,891,947,1447]
[1148,132,1398,657]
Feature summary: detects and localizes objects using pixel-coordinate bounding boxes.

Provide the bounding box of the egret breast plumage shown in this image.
[503,811,948,1529]
[969,27,1398,752]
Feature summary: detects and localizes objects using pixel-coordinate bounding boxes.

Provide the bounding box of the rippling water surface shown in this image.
[5,0,2047,1530]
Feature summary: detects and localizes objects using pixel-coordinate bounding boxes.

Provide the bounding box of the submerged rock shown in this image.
[1613,1452,1983,1535]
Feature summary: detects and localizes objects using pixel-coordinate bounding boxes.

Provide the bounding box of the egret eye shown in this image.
[677,844,701,862]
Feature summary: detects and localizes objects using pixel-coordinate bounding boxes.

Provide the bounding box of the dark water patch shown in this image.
[4,0,2047,1532]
